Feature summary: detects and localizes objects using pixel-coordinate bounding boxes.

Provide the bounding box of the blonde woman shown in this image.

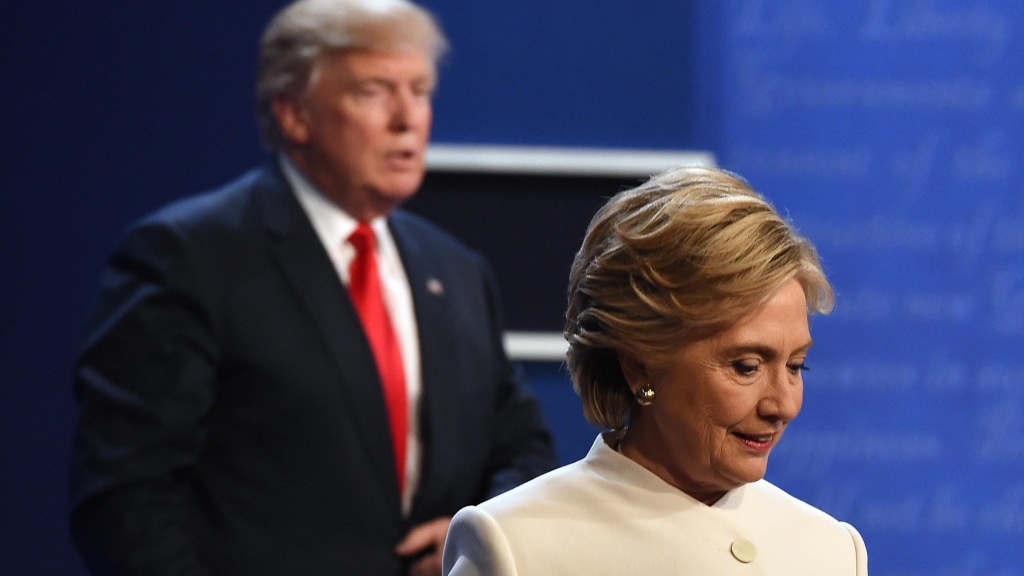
[443,167,867,575]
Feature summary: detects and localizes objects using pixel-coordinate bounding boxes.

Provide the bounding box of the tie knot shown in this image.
[349,222,376,254]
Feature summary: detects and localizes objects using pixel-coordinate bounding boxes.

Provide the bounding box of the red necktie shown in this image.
[348,223,407,494]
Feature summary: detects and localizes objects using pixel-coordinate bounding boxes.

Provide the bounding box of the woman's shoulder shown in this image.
[733,480,867,574]
[476,458,599,519]
[444,460,603,576]
[740,479,850,528]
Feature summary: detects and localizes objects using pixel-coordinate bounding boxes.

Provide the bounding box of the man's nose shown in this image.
[389,90,427,132]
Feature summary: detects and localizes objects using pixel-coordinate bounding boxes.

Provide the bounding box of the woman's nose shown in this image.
[759,368,803,424]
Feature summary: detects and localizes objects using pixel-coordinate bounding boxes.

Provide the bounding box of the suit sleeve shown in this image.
[477,261,558,499]
[841,522,869,576]
[442,506,518,576]
[70,218,219,576]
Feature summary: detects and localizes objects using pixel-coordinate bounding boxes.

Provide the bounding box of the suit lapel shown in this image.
[258,165,402,517]
[388,213,462,520]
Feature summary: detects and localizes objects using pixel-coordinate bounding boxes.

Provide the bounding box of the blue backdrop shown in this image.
[3,1,1022,574]
[719,2,1024,574]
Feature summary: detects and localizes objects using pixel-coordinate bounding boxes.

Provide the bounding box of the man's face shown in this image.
[278,50,435,220]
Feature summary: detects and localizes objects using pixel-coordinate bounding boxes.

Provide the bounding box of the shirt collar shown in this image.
[278,153,388,247]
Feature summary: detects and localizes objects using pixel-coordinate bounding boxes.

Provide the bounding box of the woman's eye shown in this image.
[732,361,760,375]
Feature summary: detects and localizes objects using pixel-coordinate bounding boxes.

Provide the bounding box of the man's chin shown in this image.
[371,185,422,212]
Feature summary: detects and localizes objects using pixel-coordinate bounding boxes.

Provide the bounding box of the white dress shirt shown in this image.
[280,155,422,516]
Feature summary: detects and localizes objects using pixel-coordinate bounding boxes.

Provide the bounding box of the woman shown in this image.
[442,166,867,575]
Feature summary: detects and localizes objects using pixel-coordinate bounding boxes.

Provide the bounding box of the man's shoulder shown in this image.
[139,164,283,234]
[107,164,291,270]
[389,209,486,267]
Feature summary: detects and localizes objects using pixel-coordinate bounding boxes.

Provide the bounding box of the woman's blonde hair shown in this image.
[565,166,833,428]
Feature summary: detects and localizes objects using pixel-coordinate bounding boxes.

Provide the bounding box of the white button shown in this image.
[731,539,757,563]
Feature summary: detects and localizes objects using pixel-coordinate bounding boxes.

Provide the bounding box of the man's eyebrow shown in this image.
[349,76,436,90]
[351,77,393,87]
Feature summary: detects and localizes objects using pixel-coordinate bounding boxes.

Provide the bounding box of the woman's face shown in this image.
[622,278,812,503]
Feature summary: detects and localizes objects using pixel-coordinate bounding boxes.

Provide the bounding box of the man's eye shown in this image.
[354,85,384,98]
[412,84,435,97]
[732,361,760,375]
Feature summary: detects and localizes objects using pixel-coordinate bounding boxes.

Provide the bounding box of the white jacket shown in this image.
[444,433,867,575]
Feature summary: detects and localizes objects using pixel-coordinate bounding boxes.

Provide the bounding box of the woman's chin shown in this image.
[718,454,771,487]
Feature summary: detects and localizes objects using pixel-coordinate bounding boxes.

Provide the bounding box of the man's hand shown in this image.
[395,516,452,576]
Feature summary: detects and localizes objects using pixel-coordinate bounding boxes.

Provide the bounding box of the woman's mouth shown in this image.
[732,431,775,453]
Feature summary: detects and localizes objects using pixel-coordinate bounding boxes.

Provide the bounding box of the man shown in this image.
[69,1,557,575]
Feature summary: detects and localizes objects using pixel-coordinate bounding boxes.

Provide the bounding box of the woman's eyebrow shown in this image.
[720,344,779,360]
[719,340,814,359]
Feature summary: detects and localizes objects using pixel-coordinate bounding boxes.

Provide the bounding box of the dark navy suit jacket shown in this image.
[70,164,556,575]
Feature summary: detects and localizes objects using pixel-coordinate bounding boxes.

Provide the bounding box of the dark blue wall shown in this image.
[4,1,1023,575]
[2,3,282,573]
[424,0,717,148]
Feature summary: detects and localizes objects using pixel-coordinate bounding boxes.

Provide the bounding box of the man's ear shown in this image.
[271,94,310,146]
[617,351,650,394]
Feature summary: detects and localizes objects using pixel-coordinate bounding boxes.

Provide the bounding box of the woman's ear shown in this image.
[617,351,650,394]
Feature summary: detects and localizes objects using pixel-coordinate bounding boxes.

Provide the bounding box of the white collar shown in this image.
[587,431,752,511]
[278,153,389,249]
